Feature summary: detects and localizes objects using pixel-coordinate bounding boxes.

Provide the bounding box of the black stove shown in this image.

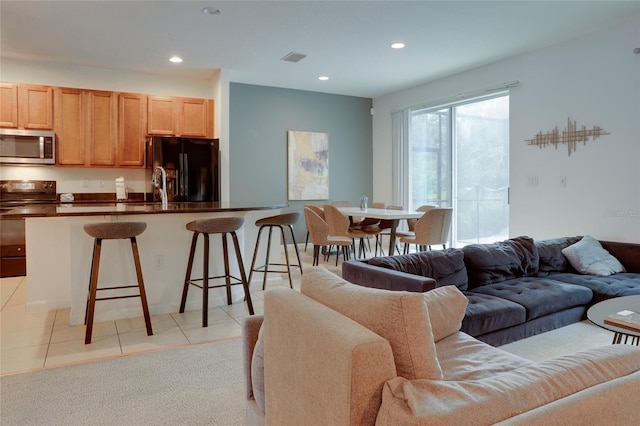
[0,180,57,277]
[0,180,57,206]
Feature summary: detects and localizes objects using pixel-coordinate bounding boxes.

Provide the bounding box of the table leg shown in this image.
[388,220,398,255]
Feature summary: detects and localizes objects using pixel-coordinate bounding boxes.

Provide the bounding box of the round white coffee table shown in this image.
[587,295,640,345]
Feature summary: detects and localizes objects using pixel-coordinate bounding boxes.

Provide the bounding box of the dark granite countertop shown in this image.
[0,201,288,218]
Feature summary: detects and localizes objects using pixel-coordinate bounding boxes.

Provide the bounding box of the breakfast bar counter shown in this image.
[18,202,286,325]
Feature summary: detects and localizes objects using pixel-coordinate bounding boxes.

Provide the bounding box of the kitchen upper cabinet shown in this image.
[0,83,18,128]
[86,90,117,166]
[179,97,210,137]
[118,93,147,167]
[0,83,53,129]
[147,96,176,135]
[148,96,213,137]
[55,87,86,166]
[56,88,117,167]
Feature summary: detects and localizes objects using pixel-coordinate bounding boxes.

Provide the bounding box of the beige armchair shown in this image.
[400,207,453,252]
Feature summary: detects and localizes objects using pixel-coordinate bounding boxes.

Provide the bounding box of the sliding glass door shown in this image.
[408,95,509,246]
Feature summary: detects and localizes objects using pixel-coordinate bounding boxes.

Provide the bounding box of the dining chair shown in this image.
[406,204,438,234]
[399,207,453,253]
[323,204,368,259]
[304,206,352,266]
[303,203,325,252]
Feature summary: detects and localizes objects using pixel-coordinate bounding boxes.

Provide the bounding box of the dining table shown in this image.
[337,206,424,256]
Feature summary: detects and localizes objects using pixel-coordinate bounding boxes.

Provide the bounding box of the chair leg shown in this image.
[221,233,232,306]
[203,233,210,327]
[261,227,274,290]
[85,238,102,345]
[231,231,254,315]
[288,224,303,275]
[131,236,153,337]
[279,226,294,289]
[247,225,265,289]
[180,232,199,313]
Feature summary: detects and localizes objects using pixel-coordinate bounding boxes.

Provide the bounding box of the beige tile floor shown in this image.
[0,243,345,375]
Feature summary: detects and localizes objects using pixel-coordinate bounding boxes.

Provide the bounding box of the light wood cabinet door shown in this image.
[118,93,147,167]
[18,85,54,130]
[86,90,117,166]
[55,87,86,166]
[0,83,18,128]
[179,97,208,137]
[147,96,176,135]
[0,83,53,129]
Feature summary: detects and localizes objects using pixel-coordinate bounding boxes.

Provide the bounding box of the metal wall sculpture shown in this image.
[525,118,610,157]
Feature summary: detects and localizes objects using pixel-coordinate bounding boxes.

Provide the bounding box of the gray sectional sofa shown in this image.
[342,236,640,346]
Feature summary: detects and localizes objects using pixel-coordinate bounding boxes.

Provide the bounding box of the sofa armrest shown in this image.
[600,240,640,273]
[342,260,436,292]
[264,288,397,426]
[242,315,264,401]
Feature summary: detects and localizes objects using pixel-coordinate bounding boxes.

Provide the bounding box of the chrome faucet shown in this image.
[153,166,168,209]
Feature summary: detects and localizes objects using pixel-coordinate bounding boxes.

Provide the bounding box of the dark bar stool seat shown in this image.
[180,217,254,327]
[83,222,153,344]
[248,212,303,290]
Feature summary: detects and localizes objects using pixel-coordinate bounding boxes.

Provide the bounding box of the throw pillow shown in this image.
[368,248,468,290]
[423,285,469,342]
[251,324,266,412]
[301,267,443,380]
[562,235,626,276]
[462,236,539,287]
[535,236,582,276]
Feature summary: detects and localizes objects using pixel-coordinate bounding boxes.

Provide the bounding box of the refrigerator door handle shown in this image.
[178,153,184,197]
[184,154,189,201]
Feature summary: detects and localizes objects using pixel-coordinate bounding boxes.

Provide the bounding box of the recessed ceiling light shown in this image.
[318,76,329,81]
[391,42,405,49]
[202,7,221,15]
[169,56,183,63]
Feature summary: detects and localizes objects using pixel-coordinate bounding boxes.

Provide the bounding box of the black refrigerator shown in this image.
[149,136,220,202]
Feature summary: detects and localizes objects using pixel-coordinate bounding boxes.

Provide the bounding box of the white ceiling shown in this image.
[2,1,639,98]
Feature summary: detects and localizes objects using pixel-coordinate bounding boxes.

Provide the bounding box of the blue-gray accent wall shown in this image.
[229,83,373,242]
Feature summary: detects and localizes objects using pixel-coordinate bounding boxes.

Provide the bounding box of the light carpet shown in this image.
[0,320,619,425]
[1,338,244,426]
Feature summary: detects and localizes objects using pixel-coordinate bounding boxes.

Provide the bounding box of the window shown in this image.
[404,94,509,246]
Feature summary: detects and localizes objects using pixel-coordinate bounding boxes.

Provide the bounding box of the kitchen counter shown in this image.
[20,203,288,325]
[0,201,287,218]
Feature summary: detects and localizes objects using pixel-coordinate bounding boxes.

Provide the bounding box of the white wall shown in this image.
[373,14,640,243]
[0,58,228,197]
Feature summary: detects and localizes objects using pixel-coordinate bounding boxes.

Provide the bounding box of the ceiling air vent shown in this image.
[281,52,307,63]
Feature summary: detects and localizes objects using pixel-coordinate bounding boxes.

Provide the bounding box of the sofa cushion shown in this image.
[423,286,468,342]
[535,236,581,276]
[462,236,539,288]
[435,332,531,380]
[376,345,640,426]
[461,292,527,336]
[562,235,626,276]
[300,266,443,380]
[251,324,266,412]
[470,277,593,321]
[368,248,468,290]
[549,272,640,301]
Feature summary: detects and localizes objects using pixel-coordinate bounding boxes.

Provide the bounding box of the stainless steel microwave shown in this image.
[0,129,56,165]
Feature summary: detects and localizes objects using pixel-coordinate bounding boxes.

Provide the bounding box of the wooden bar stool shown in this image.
[180,217,254,327]
[248,212,303,290]
[83,222,153,344]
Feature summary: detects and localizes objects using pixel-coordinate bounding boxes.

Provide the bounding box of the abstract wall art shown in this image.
[287,130,329,200]
[525,118,610,157]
